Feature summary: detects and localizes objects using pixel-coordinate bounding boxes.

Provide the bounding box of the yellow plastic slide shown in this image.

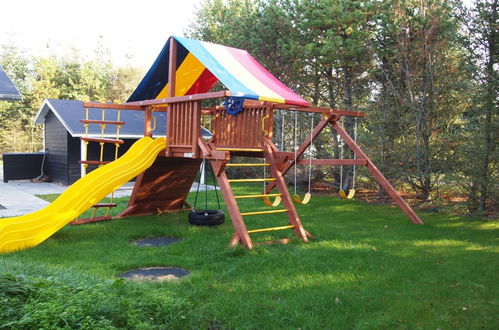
[0,136,166,254]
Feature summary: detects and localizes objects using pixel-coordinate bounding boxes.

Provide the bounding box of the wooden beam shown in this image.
[126,91,231,106]
[296,159,368,166]
[203,103,365,117]
[168,36,177,98]
[330,121,424,225]
[82,102,146,110]
[272,104,365,117]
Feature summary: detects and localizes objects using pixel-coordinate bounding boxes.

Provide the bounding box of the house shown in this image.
[0,65,21,101]
[33,99,211,185]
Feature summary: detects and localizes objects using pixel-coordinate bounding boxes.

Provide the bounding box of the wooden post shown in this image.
[192,101,201,157]
[211,160,253,249]
[144,107,152,137]
[263,138,308,242]
[331,121,424,225]
[168,37,177,98]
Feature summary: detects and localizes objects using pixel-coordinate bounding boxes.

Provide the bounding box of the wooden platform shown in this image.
[118,156,201,217]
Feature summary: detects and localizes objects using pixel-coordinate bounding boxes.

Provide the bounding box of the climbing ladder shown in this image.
[71,107,125,225]
[211,144,309,249]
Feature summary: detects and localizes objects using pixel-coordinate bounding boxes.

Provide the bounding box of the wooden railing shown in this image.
[166,100,201,157]
[212,105,272,149]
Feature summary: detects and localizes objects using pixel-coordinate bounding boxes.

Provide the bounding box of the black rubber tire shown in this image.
[188,210,225,226]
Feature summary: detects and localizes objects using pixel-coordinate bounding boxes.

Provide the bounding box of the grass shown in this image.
[1,184,498,329]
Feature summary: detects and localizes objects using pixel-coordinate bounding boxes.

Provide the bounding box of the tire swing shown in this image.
[293,112,312,205]
[188,160,225,226]
[338,118,357,200]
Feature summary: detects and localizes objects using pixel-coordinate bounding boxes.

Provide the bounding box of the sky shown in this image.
[0,0,200,68]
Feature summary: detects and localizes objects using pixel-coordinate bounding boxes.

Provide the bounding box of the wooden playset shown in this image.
[77,36,424,249]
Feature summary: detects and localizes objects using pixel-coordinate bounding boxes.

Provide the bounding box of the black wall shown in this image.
[44,111,69,184]
[2,153,44,182]
[44,110,138,185]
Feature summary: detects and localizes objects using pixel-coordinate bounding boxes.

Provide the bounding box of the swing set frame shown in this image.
[264,108,423,225]
[77,37,423,249]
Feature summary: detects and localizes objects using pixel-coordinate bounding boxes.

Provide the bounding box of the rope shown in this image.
[107,110,122,215]
[205,160,209,211]
[339,120,343,190]
[209,162,222,210]
[82,108,89,175]
[352,117,357,190]
[114,110,121,160]
[192,160,203,210]
[308,113,313,193]
[281,111,285,151]
[294,111,298,195]
[99,109,105,165]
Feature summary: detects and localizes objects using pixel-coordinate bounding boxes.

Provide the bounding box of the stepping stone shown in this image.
[117,267,189,281]
[132,237,181,247]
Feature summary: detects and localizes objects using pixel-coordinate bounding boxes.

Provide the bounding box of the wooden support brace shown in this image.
[211,160,253,249]
[296,159,368,166]
[263,138,308,242]
[330,121,424,225]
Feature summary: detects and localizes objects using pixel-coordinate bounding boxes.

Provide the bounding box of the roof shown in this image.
[128,36,309,106]
[0,66,21,101]
[34,99,212,139]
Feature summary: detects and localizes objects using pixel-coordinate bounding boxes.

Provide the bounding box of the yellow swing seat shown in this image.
[262,195,282,207]
[339,189,356,200]
[293,192,312,205]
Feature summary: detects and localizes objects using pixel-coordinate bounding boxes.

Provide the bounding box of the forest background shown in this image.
[0,0,496,217]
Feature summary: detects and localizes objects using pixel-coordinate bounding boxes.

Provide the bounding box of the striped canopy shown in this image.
[128,36,308,106]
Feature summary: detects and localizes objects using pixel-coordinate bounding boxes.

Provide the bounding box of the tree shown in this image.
[0,42,142,154]
[369,0,468,201]
[457,0,498,213]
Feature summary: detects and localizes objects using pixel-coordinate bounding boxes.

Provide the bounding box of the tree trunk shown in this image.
[478,0,497,213]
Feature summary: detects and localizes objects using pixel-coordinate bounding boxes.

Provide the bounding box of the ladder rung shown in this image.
[92,203,118,208]
[241,209,288,216]
[247,225,295,234]
[80,137,124,144]
[80,119,126,125]
[226,163,270,167]
[79,160,111,165]
[228,178,276,183]
[216,148,264,152]
[235,193,282,199]
[71,216,112,225]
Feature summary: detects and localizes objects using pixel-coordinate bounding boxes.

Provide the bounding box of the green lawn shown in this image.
[0,185,497,329]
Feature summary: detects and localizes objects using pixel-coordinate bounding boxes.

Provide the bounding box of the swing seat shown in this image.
[347,189,356,199]
[293,192,312,205]
[339,189,355,200]
[262,195,282,207]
